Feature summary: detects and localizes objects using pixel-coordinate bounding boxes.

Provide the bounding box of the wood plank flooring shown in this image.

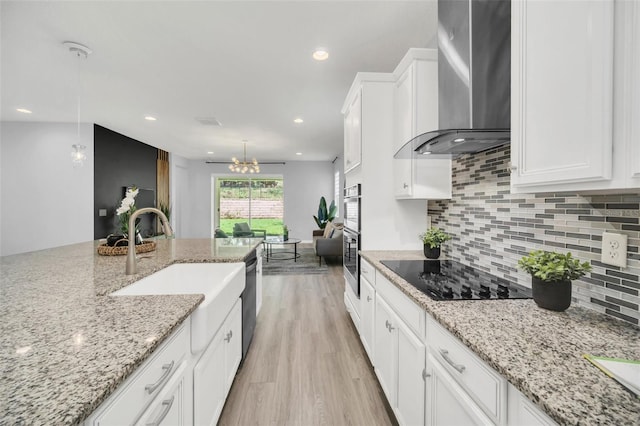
[219,262,394,426]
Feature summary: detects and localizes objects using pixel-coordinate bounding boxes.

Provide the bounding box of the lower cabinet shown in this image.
[360,275,376,363]
[425,353,493,426]
[507,384,556,426]
[135,361,190,426]
[374,294,426,426]
[193,298,242,426]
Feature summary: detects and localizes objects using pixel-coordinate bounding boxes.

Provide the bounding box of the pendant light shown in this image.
[64,41,91,166]
[229,142,260,174]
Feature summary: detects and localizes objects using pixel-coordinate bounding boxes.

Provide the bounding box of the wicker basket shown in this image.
[97,240,156,256]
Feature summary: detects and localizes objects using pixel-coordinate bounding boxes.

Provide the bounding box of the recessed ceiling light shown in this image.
[296,152,302,156]
[422,151,432,155]
[145,116,157,121]
[313,49,329,61]
[16,108,32,114]
[207,151,214,155]
[453,138,465,142]
[293,118,304,124]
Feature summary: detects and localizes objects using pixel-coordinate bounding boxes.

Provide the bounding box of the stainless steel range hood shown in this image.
[396,0,511,159]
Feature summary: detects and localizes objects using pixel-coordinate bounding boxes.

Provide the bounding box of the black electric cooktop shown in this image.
[380,260,532,301]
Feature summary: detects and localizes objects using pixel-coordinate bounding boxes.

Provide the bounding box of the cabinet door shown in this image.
[394,64,414,198]
[396,319,426,426]
[507,384,556,426]
[360,275,376,364]
[426,353,494,426]
[193,327,226,426]
[136,362,189,426]
[344,89,362,173]
[374,295,397,405]
[224,299,243,394]
[511,0,614,188]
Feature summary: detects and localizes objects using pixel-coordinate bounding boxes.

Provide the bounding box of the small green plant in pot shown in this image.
[518,250,592,312]
[419,227,451,259]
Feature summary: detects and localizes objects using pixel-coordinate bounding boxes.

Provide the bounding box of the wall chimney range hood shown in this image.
[396,0,511,159]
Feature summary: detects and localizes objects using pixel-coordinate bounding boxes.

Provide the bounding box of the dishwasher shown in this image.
[241,249,257,362]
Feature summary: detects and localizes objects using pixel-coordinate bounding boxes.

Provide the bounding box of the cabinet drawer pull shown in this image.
[367,295,372,302]
[225,330,233,343]
[403,183,409,189]
[146,395,175,426]
[145,361,175,394]
[439,349,465,373]
[385,320,395,332]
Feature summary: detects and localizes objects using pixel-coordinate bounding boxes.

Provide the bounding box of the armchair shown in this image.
[232,222,266,238]
[314,222,343,266]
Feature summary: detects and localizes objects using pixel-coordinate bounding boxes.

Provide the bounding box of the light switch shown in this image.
[98,209,107,217]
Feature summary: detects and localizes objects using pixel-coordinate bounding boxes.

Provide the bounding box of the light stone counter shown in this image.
[361,250,640,426]
[0,238,262,425]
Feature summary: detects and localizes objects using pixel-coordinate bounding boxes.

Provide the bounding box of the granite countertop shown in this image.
[0,237,262,425]
[361,250,640,426]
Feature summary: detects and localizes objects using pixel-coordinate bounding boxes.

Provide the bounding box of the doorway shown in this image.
[214,176,285,236]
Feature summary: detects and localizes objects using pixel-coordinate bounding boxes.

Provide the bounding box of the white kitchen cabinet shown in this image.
[135,362,190,426]
[360,269,376,364]
[344,88,362,173]
[256,245,263,316]
[428,316,507,424]
[374,294,426,426]
[511,0,640,192]
[507,384,557,426]
[193,298,242,426]
[85,321,191,426]
[393,49,451,200]
[426,352,494,426]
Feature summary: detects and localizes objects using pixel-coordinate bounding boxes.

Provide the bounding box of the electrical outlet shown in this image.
[601,232,627,268]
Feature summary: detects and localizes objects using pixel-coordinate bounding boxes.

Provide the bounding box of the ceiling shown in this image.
[1,1,437,162]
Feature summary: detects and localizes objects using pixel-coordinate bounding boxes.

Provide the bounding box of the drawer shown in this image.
[89,321,190,426]
[376,273,425,341]
[427,316,506,424]
[344,283,360,331]
[360,258,376,284]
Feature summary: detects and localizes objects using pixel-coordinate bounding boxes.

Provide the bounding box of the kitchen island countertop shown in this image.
[0,238,262,425]
[361,250,640,426]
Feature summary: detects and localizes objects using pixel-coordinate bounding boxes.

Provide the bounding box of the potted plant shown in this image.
[518,250,592,312]
[419,227,451,259]
[313,196,337,230]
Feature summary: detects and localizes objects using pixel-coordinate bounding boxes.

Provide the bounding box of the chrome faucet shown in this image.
[126,207,173,275]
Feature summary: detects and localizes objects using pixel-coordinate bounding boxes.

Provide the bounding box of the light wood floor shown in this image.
[218,262,395,426]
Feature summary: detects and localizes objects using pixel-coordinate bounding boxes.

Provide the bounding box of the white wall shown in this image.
[0,122,94,256]
[179,160,334,241]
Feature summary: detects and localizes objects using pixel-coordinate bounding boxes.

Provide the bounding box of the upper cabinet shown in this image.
[344,88,362,174]
[511,0,640,193]
[392,49,451,200]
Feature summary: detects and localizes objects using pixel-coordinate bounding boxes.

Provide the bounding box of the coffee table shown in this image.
[262,236,302,262]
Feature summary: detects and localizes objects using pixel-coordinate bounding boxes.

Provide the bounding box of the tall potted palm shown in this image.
[313,196,337,230]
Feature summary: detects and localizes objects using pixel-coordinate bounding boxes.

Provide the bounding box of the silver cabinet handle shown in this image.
[439,349,465,373]
[403,183,409,189]
[225,330,233,343]
[146,395,175,426]
[385,320,395,332]
[367,295,372,302]
[145,361,175,394]
[422,368,431,380]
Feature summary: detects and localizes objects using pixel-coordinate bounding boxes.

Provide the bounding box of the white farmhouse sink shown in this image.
[112,262,245,353]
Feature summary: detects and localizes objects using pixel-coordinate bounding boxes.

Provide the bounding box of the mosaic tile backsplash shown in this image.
[428,146,640,325]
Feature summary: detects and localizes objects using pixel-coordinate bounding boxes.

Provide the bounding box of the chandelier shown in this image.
[229,143,260,173]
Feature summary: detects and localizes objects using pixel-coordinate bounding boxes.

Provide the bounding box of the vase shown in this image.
[531,276,572,311]
[423,245,441,259]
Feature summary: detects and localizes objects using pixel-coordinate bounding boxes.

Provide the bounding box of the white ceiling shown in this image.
[1,1,437,162]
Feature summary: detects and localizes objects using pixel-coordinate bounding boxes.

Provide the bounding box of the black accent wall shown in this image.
[93,125,157,239]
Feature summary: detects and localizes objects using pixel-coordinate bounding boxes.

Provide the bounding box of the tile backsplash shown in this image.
[428,145,640,326]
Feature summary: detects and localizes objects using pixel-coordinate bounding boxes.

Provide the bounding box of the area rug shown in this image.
[262,247,340,275]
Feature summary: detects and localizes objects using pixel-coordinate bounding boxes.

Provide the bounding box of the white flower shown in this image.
[116,187,139,216]
[116,205,130,215]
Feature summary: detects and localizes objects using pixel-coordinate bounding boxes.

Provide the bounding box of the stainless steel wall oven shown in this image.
[343,184,361,297]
